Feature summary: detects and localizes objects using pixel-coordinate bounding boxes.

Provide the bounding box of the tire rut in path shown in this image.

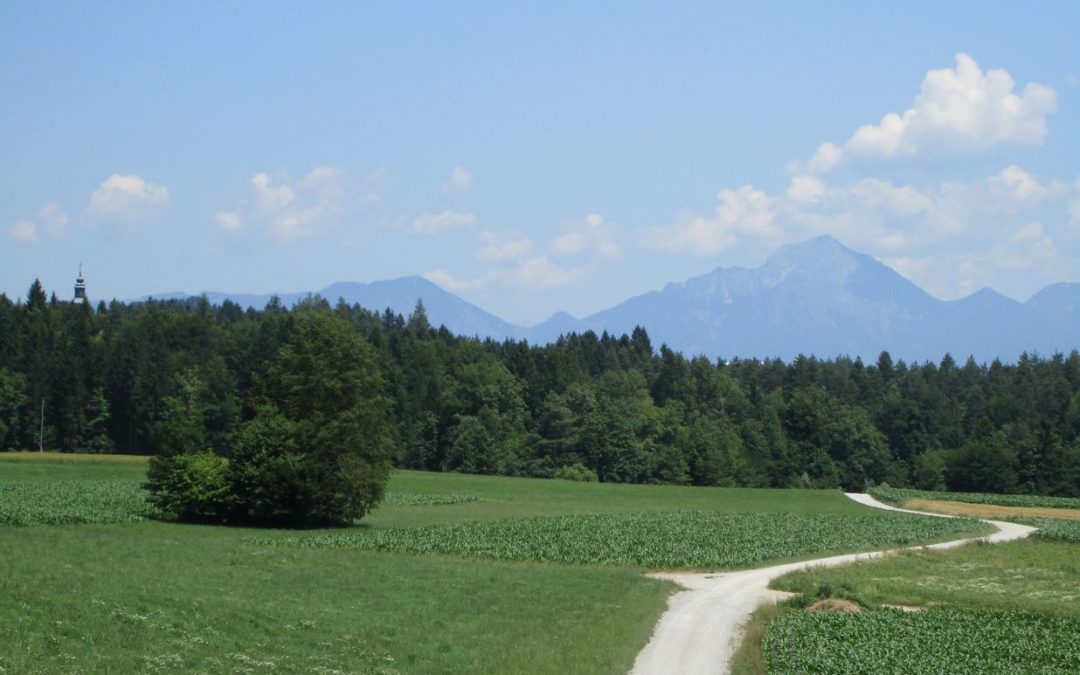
[628,492,1036,675]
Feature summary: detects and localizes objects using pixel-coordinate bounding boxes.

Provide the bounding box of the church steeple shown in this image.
[74,264,87,304]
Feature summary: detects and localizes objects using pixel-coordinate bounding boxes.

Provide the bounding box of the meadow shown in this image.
[0,453,995,674]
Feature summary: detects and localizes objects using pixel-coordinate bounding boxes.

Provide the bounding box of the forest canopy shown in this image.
[1,280,1079,505]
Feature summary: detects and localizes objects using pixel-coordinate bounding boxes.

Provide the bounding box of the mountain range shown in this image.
[145,236,1078,363]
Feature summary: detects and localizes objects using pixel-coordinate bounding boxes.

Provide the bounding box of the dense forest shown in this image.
[2,279,1079,496]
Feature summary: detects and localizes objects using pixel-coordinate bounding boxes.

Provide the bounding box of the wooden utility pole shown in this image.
[39,399,44,452]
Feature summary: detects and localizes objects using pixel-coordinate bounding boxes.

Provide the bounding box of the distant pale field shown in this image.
[906,498,1080,521]
[870,485,1080,511]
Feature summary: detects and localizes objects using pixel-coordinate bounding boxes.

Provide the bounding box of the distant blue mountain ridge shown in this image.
[142,236,1079,364]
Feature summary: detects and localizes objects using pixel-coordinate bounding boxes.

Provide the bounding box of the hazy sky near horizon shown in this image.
[3,2,1079,325]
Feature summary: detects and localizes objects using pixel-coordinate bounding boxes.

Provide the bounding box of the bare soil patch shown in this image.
[905,499,1080,521]
[806,598,862,613]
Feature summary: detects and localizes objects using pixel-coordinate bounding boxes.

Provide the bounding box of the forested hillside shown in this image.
[2,280,1079,496]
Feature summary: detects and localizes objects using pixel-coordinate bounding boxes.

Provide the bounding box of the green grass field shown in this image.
[764,607,1080,674]
[729,502,1080,674]
[1,452,996,674]
[751,540,1080,674]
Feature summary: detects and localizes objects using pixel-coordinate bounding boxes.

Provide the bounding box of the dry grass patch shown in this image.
[905,499,1080,521]
[806,598,863,613]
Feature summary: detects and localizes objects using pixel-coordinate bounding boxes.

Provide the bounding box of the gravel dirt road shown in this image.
[629,492,1036,675]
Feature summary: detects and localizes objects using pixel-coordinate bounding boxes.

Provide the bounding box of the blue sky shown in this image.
[3,1,1079,325]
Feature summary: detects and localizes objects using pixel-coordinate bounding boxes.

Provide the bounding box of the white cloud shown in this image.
[426,255,585,293]
[412,210,476,234]
[214,210,244,232]
[646,186,777,254]
[436,214,615,296]
[441,166,474,195]
[222,166,349,243]
[6,202,68,245]
[551,213,620,258]
[87,174,170,223]
[515,255,585,287]
[886,222,1064,300]
[551,231,584,255]
[646,162,1078,300]
[478,232,532,261]
[357,167,387,204]
[787,175,826,203]
[801,54,1056,173]
[988,165,1047,202]
[252,172,295,210]
[1070,178,1080,226]
[993,222,1058,271]
[805,143,842,174]
[849,178,934,217]
[7,220,37,244]
[424,268,494,292]
[37,203,68,238]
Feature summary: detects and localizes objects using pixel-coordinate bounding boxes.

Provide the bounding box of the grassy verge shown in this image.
[772,539,1080,616]
[729,600,789,675]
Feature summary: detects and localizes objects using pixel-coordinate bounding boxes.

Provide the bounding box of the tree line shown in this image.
[2,279,1079,497]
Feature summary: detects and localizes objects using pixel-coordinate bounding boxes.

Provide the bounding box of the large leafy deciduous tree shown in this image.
[147,309,394,527]
[252,309,394,526]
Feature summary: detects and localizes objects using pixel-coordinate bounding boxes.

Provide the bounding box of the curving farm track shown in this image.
[629,492,1037,675]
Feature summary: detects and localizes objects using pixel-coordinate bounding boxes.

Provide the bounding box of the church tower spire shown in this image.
[74,264,87,304]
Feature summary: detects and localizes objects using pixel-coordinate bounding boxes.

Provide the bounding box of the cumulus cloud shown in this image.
[357,167,387,204]
[426,254,585,293]
[849,178,934,218]
[424,268,493,292]
[646,186,777,255]
[514,255,586,287]
[261,167,347,242]
[214,210,245,232]
[411,210,476,234]
[646,162,1079,300]
[786,175,826,203]
[441,166,474,195]
[220,166,351,243]
[87,174,170,223]
[1070,178,1080,226]
[7,220,38,244]
[429,213,616,297]
[805,143,843,174]
[988,165,1047,202]
[799,54,1056,173]
[478,232,532,261]
[552,213,620,258]
[6,202,68,245]
[886,222,1064,300]
[642,54,1073,303]
[252,172,295,210]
